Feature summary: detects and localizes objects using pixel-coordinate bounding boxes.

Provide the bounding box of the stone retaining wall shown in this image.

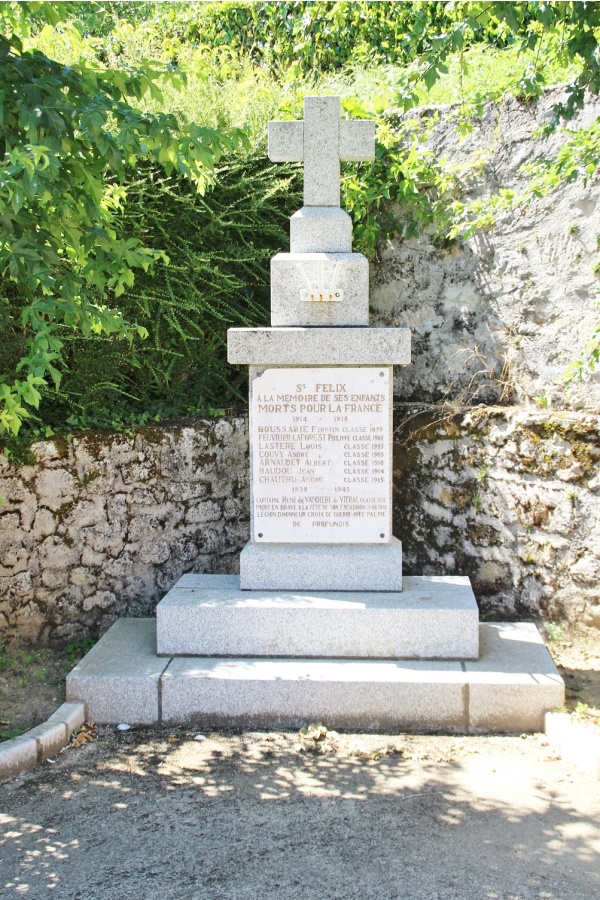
[1,407,598,645]
[0,419,249,644]
[393,406,600,628]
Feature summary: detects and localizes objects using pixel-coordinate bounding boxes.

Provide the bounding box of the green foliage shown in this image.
[2,1,600,438]
[8,154,302,436]
[342,103,461,257]
[64,636,96,666]
[110,2,454,76]
[546,622,565,643]
[0,1,247,437]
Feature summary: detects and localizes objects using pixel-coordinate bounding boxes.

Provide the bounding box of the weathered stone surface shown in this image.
[271,252,369,326]
[1,405,599,642]
[394,406,600,625]
[63,619,560,733]
[290,207,352,253]
[1,402,600,642]
[372,88,600,413]
[268,119,303,161]
[35,470,77,511]
[0,419,249,645]
[25,721,68,761]
[46,701,86,738]
[269,96,375,207]
[0,736,38,783]
[240,541,402,591]
[228,327,412,366]
[156,572,478,659]
[161,656,467,731]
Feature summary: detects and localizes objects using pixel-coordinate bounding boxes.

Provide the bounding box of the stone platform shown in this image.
[66,619,564,733]
[239,541,404,592]
[156,573,478,659]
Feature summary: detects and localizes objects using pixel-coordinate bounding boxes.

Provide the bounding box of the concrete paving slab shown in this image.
[66,619,170,725]
[0,736,38,782]
[25,721,68,761]
[465,623,564,732]
[46,701,86,738]
[161,656,468,731]
[156,572,479,659]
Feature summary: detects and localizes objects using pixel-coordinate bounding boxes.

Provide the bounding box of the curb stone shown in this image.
[0,701,86,783]
[545,711,600,779]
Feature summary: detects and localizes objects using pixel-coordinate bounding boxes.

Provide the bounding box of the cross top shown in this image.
[268,96,375,208]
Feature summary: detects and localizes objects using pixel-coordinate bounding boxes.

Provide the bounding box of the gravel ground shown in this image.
[1,727,599,900]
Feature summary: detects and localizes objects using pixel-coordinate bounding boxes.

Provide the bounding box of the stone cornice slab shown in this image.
[227,327,411,366]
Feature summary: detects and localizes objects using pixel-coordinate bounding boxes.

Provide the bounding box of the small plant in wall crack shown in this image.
[545,622,564,644]
[472,493,483,514]
[533,394,550,409]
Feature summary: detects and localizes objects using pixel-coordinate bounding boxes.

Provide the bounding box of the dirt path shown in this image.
[2,728,599,900]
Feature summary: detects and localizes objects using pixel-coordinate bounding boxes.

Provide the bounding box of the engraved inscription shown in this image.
[251,367,391,543]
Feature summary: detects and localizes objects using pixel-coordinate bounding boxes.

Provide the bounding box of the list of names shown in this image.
[251,367,391,543]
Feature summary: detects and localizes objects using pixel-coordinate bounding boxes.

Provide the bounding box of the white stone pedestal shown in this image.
[239,540,403,591]
[155,573,479,659]
[66,618,564,733]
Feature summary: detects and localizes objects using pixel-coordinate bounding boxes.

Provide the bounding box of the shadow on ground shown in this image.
[1,729,599,899]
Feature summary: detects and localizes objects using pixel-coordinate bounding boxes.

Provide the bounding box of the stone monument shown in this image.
[67,97,564,733]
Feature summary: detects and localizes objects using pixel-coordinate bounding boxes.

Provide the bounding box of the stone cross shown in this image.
[268,96,375,208]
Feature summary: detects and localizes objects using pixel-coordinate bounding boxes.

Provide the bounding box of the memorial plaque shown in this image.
[250,367,391,543]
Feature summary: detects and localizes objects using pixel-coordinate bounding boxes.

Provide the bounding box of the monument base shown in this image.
[66,618,564,733]
[239,540,403,591]
[156,572,478,658]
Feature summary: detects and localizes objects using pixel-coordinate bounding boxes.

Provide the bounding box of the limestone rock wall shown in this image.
[372,89,600,413]
[394,406,600,629]
[0,420,249,644]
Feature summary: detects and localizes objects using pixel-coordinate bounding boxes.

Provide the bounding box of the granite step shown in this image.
[66,619,564,734]
[155,573,479,659]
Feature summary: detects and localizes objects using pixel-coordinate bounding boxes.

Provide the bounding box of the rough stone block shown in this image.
[271,253,369,326]
[156,572,479,659]
[0,736,38,783]
[290,207,352,253]
[227,327,411,366]
[66,618,168,725]
[239,541,402,592]
[161,657,468,731]
[465,623,564,732]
